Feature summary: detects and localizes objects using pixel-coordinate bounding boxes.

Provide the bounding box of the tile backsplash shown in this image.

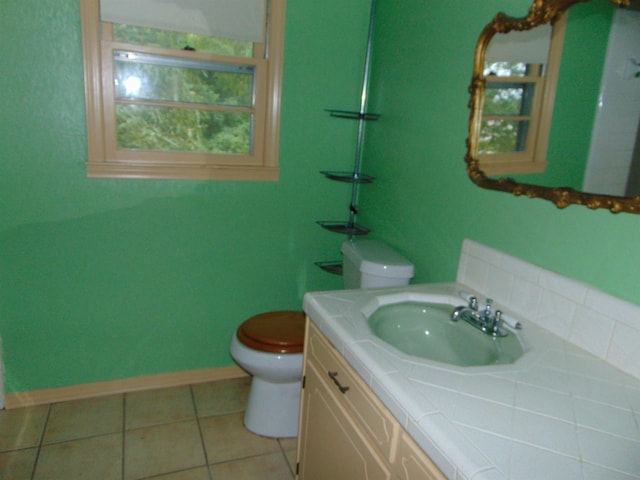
[457,239,640,380]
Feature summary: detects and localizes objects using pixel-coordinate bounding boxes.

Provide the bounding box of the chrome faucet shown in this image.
[451,297,508,337]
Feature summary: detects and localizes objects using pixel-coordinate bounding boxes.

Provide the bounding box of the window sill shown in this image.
[478,160,547,176]
[87,161,280,181]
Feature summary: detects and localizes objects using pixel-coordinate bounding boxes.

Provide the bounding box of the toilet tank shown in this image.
[341,239,414,289]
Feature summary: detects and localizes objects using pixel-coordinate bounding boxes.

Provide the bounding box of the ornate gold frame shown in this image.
[465,0,640,214]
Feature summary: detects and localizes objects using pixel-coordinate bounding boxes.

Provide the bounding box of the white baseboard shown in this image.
[4,365,248,409]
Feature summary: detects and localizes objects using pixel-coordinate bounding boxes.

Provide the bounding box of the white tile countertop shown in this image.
[303,282,640,480]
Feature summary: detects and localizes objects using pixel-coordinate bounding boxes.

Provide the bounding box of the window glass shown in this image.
[483,83,535,116]
[113,51,255,107]
[110,32,256,156]
[480,119,530,154]
[483,61,527,77]
[113,24,253,57]
[116,105,251,154]
[480,63,539,154]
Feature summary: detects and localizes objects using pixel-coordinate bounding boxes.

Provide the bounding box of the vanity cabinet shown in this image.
[296,320,445,480]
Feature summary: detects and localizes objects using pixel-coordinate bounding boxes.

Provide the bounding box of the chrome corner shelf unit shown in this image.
[316,0,378,276]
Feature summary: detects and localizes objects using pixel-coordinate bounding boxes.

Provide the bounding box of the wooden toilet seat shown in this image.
[237,311,306,354]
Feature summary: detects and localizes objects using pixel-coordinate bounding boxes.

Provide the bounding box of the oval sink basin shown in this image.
[367,302,524,367]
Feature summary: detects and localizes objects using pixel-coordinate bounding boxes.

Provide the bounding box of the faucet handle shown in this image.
[468,296,478,311]
[484,298,493,315]
[493,310,505,336]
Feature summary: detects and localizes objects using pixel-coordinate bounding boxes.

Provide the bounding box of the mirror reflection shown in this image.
[579,5,640,196]
[479,23,557,177]
[467,0,640,213]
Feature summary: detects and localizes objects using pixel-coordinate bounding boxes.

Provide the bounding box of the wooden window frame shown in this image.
[80,0,285,181]
[478,12,567,176]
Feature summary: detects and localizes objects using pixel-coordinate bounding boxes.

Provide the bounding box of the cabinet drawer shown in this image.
[306,321,398,459]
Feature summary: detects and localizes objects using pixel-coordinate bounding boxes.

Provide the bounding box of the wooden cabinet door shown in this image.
[305,322,397,458]
[393,432,447,480]
[297,361,392,480]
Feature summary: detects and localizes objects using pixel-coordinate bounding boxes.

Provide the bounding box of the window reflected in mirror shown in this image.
[480,62,540,155]
[466,0,640,214]
[477,18,564,176]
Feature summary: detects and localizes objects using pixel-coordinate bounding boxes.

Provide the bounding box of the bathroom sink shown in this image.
[367,301,524,367]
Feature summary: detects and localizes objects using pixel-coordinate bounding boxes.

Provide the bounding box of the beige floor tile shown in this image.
[2,379,267,480]
[150,465,211,480]
[193,377,250,418]
[0,448,38,479]
[124,419,206,480]
[278,437,297,451]
[43,394,123,445]
[209,452,293,479]
[0,405,48,452]
[278,437,297,473]
[284,448,297,474]
[126,385,195,430]
[34,433,122,480]
[200,412,280,464]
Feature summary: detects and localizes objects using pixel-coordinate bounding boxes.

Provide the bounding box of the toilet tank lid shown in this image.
[341,239,414,278]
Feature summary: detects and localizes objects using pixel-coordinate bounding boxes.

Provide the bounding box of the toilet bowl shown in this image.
[230,239,414,438]
[230,310,305,438]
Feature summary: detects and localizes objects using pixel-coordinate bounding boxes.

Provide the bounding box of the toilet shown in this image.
[341,238,415,289]
[230,310,305,438]
[230,239,414,438]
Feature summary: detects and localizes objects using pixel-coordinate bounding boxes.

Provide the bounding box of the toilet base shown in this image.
[244,376,301,438]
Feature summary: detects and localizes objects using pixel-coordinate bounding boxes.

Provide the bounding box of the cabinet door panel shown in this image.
[393,432,447,480]
[306,323,397,457]
[298,361,392,480]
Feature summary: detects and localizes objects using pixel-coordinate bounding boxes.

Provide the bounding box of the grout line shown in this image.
[34,430,126,448]
[191,383,202,419]
[30,403,51,480]
[122,393,126,480]
[3,379,269,480]
[139,466,211,479]
[277,438,297,479]
[190,384,213,480]
[207,451,290,467]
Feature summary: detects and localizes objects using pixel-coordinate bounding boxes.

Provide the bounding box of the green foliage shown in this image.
[114,24,253,57]
[112,24,254,155]
[479,62,534,154]
[115,60,253,107]
[480,119,528,154]
[117,106,250,154]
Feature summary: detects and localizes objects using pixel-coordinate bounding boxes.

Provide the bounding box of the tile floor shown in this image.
[0,377,297,479]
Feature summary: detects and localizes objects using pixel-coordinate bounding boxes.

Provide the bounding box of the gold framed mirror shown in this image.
[466,0,640,213]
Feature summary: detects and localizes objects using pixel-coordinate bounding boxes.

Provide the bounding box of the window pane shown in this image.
[114,52,254,107]
[113,24,253,58]
[116,105,252,154]
[484,82,535,116]
[479,119,530,154]
[483,61,527,77]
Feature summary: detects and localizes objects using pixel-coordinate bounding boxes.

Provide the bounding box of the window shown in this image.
[478,13,566,176]
[80,0,286,180]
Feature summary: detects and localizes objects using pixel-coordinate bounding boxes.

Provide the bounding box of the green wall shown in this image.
[0,0,372,393]
[2,0,638,396]
[361,0,640,306]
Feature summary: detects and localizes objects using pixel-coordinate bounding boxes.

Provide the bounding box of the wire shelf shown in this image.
[320,171,374,184]
[317,221,370,236]
[325,109,380,121]
[315,261,343,276]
